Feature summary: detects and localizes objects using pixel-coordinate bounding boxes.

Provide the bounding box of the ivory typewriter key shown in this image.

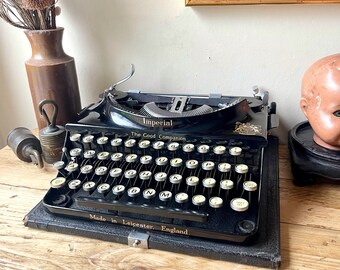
[213,145,226,155]
[154,172,167,182]
[170,158,183,168]
[230,198,249,212]
[53,160,65,170]
[112,184,125,196]
[159,190,172,202]
[110,168,122,178]
[155,156,168,166]
[138,140,151,149]
[84,150,96,159]
[203,177,216,198]
[209,196,223,209]
[65,162,79,173]
[192,194,206,207]
[68,179,81,190]
[111,152,124,162]
[219,179,234,200]
[197,144,210,154]
[50,177,66,189]
[202,161,215,171]
[124,169,137,179]
[143,188,156,200]
[80,164,93,175]
[125,154,138,163]
[152,141,165,150]
[125,139,136,148]
[186,159,198,170]
[169,174,183,185]
[167,142,180,152]
[70,148,82,158]
[243,181,258,203]
[70,133,81,142]
[111,138,123,147]
[182,143,195,153]
[175,192,189,204]
[229,146,242,156]
[235,164,249,174]
[97,136,108,145]
[186,176,199,194]
[139,170,152,180]
[82,181,96,192]
[127,187,141,198]
[97,183,110,194]
[140,155,153,165]
[82,134,94,144]
[95,166,108,176]
[218,163,231,173]
[97,151,110,161]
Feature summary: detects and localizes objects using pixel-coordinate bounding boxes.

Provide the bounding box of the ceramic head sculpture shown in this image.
[300,54,340,151]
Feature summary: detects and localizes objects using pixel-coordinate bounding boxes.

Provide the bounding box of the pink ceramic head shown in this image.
[300,54,340,151]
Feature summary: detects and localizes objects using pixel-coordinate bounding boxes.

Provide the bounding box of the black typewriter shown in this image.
[38,66,279,249]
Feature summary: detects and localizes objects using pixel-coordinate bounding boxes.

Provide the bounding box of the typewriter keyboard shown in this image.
[43,129,265,243]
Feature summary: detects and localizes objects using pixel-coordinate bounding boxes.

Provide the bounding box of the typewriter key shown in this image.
[97,151,110,160]
[183,143,195,153]
[81,164,93,174]
[125,169,137,179]
[97,136,108,145]
[230,198,249,212]
[140,155,152,165]
[125,139,136,148]
[139,170,152,180]
[70,133,81,142]
[125,154,138,163]
[197,144,209,154]
[70,148,82,157]
[209,196,223,209]
[203,178,216,188]
[186,159,198,169]
[111,152,124,162]
[84,150,96,159]
[186,176,199,187]
[95,166,108,176]
[213,145,226,155]
[112,184,125,196]
[143,188,156,200]
[192,194,206,207]
[219,179,234,199]
[82,181,96,192]
[159,190,172,202]
[235,164,249,174]
[167,142,180,152]
[170,158,183,168]
[111,138,123,147]
[169,174,183,184]
[50,177,66,189]
[65,162,79,173]
[155,157,168,166]
[202,161,215,171]
[127,187,141,198]
[138,140,151,149]
[218,163,231,173]
[153,141,165,150]
[53,160,65,170]
[82,134,94,144]
[97,183,110,194]
[110,168,122,178]
[68,179,81,190]
[229,147,242,156]
[154,172,167,182]
[175,192,189,204]
[243,181,258,203]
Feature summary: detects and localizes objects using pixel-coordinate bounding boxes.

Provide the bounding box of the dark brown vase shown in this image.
[24,27,81,130]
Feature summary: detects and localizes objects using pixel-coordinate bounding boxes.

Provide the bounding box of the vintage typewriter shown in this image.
[25,66,280,267]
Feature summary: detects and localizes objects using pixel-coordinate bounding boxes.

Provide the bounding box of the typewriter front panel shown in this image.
[43,124,266,243]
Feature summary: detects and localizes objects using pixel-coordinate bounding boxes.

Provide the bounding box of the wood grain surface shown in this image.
[1,145,340,270]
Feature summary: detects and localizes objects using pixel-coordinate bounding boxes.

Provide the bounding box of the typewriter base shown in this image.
[288,121,340,186]
[24,136,280,269]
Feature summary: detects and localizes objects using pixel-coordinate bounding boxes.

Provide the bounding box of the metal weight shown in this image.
[39,100,66,164]
[7,127,44,168]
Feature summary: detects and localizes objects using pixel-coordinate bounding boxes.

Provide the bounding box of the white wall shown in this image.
[1,0,340,148]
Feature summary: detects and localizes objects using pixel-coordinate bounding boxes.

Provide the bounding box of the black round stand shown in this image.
[288,121,340,186]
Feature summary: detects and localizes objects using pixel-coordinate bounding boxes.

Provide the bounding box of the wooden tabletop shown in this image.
[0,144,339,270]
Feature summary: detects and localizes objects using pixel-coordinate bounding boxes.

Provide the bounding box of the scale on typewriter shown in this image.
[24,65,281,269]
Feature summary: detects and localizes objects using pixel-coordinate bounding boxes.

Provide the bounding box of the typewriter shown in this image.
[36,66,279,248]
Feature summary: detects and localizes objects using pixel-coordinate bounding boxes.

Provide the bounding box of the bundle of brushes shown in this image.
[0,0,61,30]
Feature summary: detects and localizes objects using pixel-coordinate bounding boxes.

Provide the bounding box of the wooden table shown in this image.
[0,144,339,270]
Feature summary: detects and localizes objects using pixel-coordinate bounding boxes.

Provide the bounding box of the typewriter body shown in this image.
[40,66,278,247]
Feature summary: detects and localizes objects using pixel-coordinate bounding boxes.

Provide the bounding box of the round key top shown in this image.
[154,172,167,182]
[111,138,123,147]
[70,133,81,142]
[213,145,226,155]
[159,190,172,202]
[229,146,242,156]
[186,176,199,187]
[169,174,183,184]
[139,170,152,180]
[70,148,82,157]
[95,166,108,176]
[167,142,179,151]
[230,198,249,212]
[153,141,165,150]
[65,162,79,172]
[112,184,125,196]
[175,192,189,204]
[82,181,96,192]
[183,143,195,153]
[97,183,110,194]
[84,150,96,159]
[218,163,231,173]
[140,155,152,165]
[97,136,108,145]
[155,157,168,166]
[125,154,138,163]
[125,139,136,148]
[220,179,234,190]
[186,159,199,169]
[235,164,249,174]
[170,158,183,167]
[197,144,210,154]
[97,151,110,160]
[80,164,93,174]
[138,140,151,149]
[124,169,137,179]
[50,177,66,188]
[110,168,122,178]
[202,161,215,171]
[143,188,156,200]
[82,134,94,144]
[68,179,81,190]
[202,178,216,188]
[209,197,223,208]
[192,194,206,206]
[243,181,258,192]
[111,152,124,162]
[53,160,65,170]
[127,187,141,198]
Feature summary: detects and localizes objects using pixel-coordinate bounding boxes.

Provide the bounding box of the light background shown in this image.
[1,0,340,147]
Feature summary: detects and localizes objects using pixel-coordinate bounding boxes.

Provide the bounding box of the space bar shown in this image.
[76,197,208,223]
